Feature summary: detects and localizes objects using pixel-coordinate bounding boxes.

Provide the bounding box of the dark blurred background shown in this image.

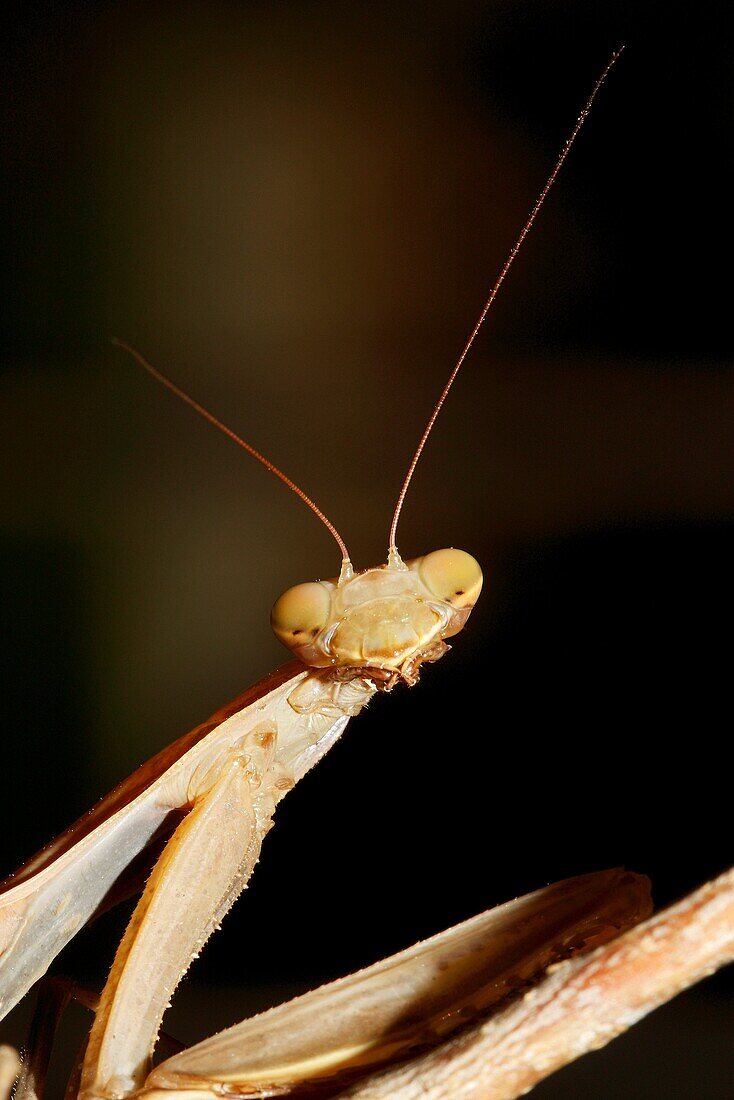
[1,2,732,1096]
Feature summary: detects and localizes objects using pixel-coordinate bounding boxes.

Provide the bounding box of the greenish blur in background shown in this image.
[1,2,732,1096]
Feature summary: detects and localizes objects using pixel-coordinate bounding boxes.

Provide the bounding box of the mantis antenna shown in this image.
[388,48,624,554]
[113,338,352,564]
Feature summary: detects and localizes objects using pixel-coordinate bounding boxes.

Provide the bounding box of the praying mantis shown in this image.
[0,48,692,1099]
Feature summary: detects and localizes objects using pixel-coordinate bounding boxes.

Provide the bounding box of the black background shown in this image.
[1,2,732,1096]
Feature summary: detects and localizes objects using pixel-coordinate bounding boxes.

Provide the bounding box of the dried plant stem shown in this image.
[338,868,734,1100]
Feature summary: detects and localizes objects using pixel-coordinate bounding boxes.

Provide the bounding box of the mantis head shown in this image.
[271,547,482,685]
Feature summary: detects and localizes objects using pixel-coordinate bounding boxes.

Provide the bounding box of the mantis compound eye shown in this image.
[419,548,483,609]
[271,581,332,649]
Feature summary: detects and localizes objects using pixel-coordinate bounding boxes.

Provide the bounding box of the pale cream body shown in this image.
[76,550,481,1096]
[2,551,481,1099]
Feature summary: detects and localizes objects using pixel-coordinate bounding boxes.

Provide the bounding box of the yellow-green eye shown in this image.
[419,548,483,608]
[271,582,331,648]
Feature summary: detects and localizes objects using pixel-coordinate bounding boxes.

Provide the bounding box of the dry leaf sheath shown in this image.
[336,867,734,1100]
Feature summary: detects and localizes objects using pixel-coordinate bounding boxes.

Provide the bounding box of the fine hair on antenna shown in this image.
[112,339,351,564]
[387,47,624,554]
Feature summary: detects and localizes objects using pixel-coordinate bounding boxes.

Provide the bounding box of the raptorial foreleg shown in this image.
[0,1045,20,1100]
[79,727,278,1100]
